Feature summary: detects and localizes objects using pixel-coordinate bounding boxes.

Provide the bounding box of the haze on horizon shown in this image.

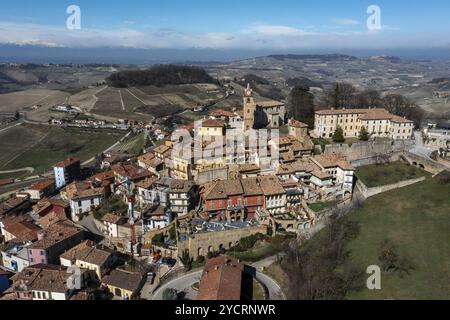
[1,0,450,63]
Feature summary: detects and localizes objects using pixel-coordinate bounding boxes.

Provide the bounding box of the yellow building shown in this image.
[197,119,225,136]
[101,269,144,300]
[313,108,414,140]
[59,240,115,280]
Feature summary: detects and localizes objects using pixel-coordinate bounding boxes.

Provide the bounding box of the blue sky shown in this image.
[1,0,450,50]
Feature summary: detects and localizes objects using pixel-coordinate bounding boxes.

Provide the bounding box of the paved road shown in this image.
[410,131,435,159]
[0,121,23,134]
[151,268,286,300]
[0,167,34,175]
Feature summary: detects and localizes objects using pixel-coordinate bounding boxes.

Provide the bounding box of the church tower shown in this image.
[243,83,256,130]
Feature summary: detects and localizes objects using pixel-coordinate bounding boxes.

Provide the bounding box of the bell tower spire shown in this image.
[243,83,256,130]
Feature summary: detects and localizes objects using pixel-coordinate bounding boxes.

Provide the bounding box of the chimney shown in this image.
[37,230,46,241]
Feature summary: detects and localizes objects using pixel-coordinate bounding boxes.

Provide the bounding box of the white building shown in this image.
[313,108,414,140]
[53,158,81,189]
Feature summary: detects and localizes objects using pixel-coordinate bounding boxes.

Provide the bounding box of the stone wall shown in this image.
[355,176,426,199]
[177,225,268,259]
[323,140,414,162]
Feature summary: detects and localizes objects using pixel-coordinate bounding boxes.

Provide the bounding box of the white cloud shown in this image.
[0,21,445,51]
[333,18,361,26]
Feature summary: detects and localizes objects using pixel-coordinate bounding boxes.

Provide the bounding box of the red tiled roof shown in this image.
[54,157,80,168]
[197,256,244,301]
[29,179,55,191]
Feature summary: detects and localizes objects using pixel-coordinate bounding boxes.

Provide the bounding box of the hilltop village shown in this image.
[0,83,422,301]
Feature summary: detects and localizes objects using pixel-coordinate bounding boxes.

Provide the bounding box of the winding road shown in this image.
[151,267,286,301]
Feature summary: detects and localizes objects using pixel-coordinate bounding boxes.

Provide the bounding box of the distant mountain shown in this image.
[266,54,358,61]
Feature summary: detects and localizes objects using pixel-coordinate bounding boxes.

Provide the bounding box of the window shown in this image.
[40,250,45,256]
[78,201,82,207]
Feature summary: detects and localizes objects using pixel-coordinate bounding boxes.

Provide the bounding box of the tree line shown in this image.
[107,64,217,88]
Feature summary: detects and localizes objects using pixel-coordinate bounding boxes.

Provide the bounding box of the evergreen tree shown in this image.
[359,126,369,141]
[288,85,315,127]
[332,126,345,143]
[178,249,193,271]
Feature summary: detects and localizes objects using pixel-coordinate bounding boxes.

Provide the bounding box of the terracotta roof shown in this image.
[135,176,158,189]
[153,144,172,155]
[312,154,354,171]
[65,182,104,200]
[4,220,42,242]
[112,164,153,181]
[102,213,126,225]
[209,109,234,118]
[12,264,87,293]
[240,177,263,196]
[54,157,80,168]
[359,109,395,120]
[29,179,55,191]
[0,197,29,216]
[256,100,284,108]
[316,108,413,123]
[390,115,414,123]
[311,170,333,180]
[201,119,225,128]
[289,119,309,128]
[197,256,244,301]
[258,176,286,196]
[138,152,164,168]
[316,108,376,115]
[29,221,83,250]
[203,180,243,200]
[88,171,115,183]
[102,269,143,292]
[60,240,113,266]
[143,205,167,217]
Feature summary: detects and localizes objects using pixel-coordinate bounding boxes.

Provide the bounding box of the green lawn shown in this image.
[356,162,430,188]
[0,124,124,174]
[347,176,450,299]
[308,201,339,212]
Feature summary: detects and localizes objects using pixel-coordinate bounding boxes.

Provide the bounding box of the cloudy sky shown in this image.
[1,0,450,50]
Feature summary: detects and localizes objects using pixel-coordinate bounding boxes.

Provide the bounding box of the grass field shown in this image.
[0,124,124,174]
[308,201,339,212]
[356,162,430,188]
[346,175,450,299]
[113,132,146,155]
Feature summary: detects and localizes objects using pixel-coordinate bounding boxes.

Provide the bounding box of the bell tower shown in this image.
[243,83,256,130]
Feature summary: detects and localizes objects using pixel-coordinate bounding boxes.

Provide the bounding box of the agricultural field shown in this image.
[112,132,147,155]
[67,85,108,112]
[0,123,124,175]
[0,89,70,114]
